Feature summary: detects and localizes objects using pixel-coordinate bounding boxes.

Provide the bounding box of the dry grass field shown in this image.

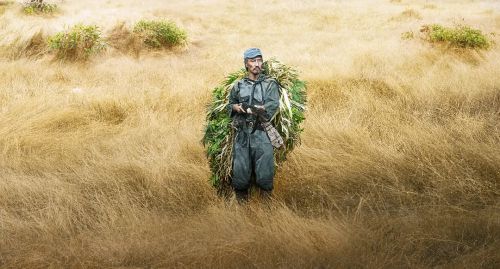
[0,0,499,268]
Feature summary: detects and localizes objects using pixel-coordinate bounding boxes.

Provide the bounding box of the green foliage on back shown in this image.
[22,0,57,15]
[48,24,106,60]
[422,24,491,49]
[203,59,307,194]
[133,19,187,48]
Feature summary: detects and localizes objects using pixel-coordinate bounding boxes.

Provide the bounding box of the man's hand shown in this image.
[232,103,246,113]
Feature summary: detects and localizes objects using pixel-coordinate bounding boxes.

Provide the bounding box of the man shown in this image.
[227,48,280,202]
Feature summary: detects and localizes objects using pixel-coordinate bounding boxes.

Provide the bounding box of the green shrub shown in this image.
[401,31,414,40]
[421,24,491,49]
[48,24,106,60]
[22,0,57,15]
[133,19,187,48]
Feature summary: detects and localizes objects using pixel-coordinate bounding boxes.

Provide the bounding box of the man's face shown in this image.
[246,56,263,75]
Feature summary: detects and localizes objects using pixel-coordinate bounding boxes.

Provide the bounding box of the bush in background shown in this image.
[22,0,57,15]
[48,24,106,60]
[133,19,187,48]
[401,30,414,40]
[48,24,106,59]
[420,24,491,49]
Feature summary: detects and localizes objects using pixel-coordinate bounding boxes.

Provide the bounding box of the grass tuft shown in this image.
[48,24,106,60]
[22,0,57,15]
[133,19,187,49]
[420,24,492,49]
[401,30,414,40]
[0,1,14,15]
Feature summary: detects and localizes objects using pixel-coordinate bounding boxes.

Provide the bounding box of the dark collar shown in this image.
[244,74,266,84]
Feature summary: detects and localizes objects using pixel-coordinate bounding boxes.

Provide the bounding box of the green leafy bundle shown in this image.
[203,59,307,194]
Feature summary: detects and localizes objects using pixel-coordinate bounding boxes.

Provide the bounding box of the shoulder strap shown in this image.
[250,83,255,106]
[236,81,241,92]
[261,83,265,104]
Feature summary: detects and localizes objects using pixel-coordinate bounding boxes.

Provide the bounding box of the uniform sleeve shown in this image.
[263,80,280,121]
[227,83,239,118]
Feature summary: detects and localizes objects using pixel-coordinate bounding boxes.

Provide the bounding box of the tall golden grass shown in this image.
[0,0,499,268]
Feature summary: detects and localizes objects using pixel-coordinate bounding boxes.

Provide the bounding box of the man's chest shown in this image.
[237,81,269,104]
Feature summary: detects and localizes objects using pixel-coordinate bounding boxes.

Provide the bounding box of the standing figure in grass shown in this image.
[228,48,280,202]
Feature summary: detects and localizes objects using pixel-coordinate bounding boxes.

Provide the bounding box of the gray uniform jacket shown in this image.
[227,75,280,123]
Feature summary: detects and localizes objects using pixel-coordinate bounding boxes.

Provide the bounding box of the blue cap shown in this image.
[243,48,262,60]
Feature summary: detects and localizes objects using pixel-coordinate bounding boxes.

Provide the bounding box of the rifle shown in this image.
[241,102,265,134]
[240,102,284,148]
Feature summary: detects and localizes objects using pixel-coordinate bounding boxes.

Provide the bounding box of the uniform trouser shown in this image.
[232,127,275,191]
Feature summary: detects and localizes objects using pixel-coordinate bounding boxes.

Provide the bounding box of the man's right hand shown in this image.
[232,103,246,114]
